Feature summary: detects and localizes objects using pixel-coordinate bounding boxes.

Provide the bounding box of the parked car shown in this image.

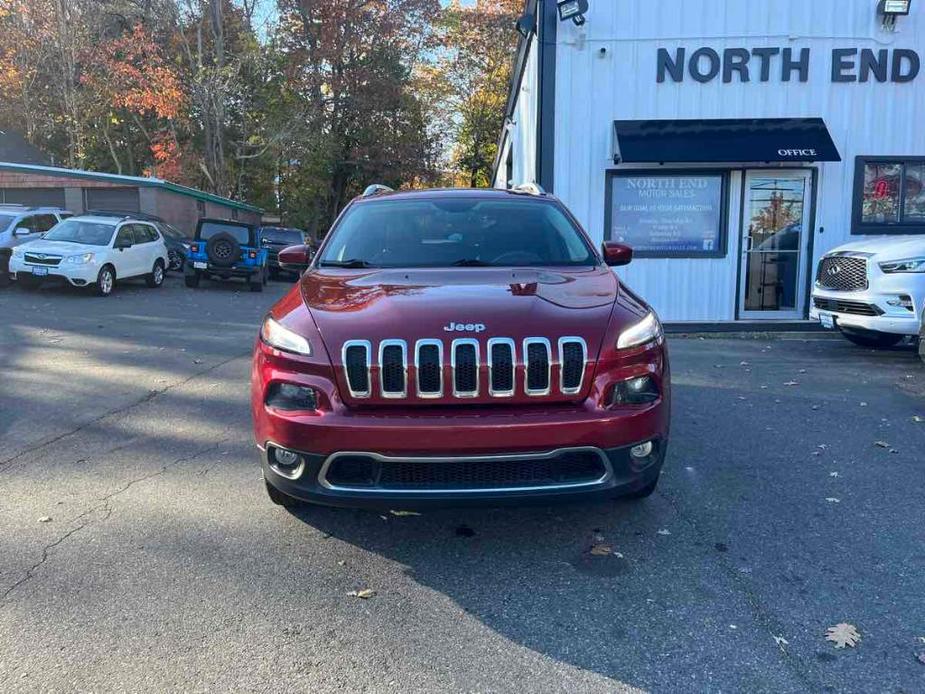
[157,221,192,272]
[252,184,670,509]
[0,205,73,287]
[810,236,925,348]
[185,218,268,291]
[9,214,168,296]
[259,226,311,280]
[85,209,191,273]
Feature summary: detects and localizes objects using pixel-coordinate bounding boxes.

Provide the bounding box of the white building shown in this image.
[494,0,924,324]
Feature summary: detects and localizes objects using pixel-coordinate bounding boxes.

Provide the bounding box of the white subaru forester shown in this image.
[10,214,168,296]
[810,236,925,348]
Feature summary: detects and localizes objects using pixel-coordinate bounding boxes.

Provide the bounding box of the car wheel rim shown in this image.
[154,266,164,284]
[101,271,113,294]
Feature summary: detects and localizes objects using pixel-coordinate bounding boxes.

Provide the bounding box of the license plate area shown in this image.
[32,266,49,276]
[819,312,835,329]
[193,261,207,269]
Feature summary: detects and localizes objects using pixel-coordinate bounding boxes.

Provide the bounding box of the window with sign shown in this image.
[605,171,728,257]
[852,156,925,234]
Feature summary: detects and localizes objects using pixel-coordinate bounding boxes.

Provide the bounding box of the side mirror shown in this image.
[14,226,30,237]
[602,242,633,267]
[278,244,312,273]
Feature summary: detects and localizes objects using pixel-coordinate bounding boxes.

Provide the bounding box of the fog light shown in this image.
[630,441,654,458]
[265,382,318,411]
[610,376,659,406]
[268,446,304,479]
[886,295,914,311]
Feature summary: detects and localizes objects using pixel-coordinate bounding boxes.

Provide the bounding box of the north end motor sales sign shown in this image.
[656,47,920,84]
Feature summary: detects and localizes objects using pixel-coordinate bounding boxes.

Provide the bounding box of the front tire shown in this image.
[265,479,303,508]
[841,330,904,349]
[146,260,165,288]
[95,265,116,297]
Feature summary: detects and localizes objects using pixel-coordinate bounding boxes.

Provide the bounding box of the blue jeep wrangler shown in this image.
[184,218,268,292]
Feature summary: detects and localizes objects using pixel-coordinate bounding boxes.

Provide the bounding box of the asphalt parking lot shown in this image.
[1,275,923,693]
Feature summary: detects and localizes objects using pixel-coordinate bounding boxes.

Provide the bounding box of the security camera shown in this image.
[557,0,589,26]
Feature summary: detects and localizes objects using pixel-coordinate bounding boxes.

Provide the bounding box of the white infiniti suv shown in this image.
[9,214,168,296]
[810,236,925,348]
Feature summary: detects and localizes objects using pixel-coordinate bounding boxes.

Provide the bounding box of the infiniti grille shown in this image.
[816,256,868,291]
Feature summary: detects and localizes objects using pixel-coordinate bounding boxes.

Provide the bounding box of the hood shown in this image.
[300,266,618,341]
[16,240,101,257]
[826,236,925,259]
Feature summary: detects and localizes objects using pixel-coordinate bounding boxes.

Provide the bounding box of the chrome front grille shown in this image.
[816,256,868,291]
[342,337,588,400]
[24,253,61,266]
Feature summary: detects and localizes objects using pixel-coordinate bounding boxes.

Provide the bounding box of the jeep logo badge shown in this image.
[443,322,486,333]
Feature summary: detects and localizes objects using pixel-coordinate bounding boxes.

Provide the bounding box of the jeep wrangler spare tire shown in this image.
[205,232,240,267]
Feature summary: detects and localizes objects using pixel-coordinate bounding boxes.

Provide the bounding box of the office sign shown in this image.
[608,173,725,257]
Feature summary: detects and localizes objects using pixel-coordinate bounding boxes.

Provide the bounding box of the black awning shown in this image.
[613,118,841,164]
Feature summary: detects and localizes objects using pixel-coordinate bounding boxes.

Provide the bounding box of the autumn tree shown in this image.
[437,0,521,187]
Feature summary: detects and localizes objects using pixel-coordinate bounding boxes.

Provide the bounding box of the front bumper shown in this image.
[9,257,99,286]
[260,440,666,508]
[810,283,922,336]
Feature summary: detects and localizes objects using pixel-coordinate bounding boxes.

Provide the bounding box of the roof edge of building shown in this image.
[0,161,263,214]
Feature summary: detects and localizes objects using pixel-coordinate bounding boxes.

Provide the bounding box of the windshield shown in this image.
[0,213,17,230]
[260,227,304,244]
[42,220,116,246]
[319,198,596,268]
[199,221,251,245]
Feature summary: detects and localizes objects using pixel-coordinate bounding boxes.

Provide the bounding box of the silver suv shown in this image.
[0,204,73,286]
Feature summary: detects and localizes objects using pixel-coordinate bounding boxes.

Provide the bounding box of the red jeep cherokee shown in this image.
[251,186,670,508]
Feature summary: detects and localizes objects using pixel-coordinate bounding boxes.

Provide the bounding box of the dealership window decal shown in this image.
[852,156,925,234]
[605,171,728,258]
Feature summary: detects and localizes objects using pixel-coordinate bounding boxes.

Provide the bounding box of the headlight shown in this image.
[65,252,95,264]
[617,312,663,350]
[261,316,312,356]
[879,257,925,273]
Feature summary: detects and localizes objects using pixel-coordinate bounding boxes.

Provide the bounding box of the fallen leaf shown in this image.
[784,380,799,386]
[347,589,376,599]
[739,361,750,366]
[389,510,421,517]
[860,402,868,407]
[916,651,925,666]
[874,441,890,448]
[38,516,52,523]
[656,529,671,536]
[826,623,861,648]
[825,497,840,503]
[798,369,807,374]
[193,359,203,365]
[913,415,924,423]
[830,471,840,478]
[773,635,789,649]
[590,543,613,556]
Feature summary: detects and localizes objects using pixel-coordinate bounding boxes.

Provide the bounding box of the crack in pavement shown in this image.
[0,351,249,476]
[654,486,826,692]
[0,436,233,606]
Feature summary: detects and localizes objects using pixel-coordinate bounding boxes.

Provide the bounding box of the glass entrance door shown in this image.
[739,170,813,320]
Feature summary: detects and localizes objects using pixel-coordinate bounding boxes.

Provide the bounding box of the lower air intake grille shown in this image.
[323,449,608,491]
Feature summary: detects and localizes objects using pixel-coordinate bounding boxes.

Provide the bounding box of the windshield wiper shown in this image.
[452,258,493,267]
[319,259,376,268]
